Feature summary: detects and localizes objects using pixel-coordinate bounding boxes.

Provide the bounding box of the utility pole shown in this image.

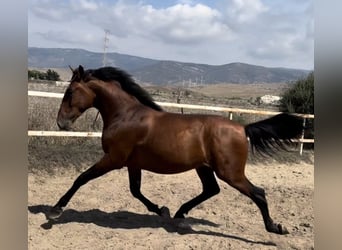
[102,29,110,67]
[94,29,110,129]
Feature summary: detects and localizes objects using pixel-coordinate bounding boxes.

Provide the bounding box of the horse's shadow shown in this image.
[28,205,276,247]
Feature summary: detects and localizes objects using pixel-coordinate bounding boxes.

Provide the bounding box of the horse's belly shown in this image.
[127,147,206,174]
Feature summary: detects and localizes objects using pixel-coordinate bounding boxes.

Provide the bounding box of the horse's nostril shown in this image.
[57,121,63,130]
[57,120,69,131]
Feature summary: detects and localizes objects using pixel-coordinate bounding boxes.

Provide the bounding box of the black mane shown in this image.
[84,66,163,111]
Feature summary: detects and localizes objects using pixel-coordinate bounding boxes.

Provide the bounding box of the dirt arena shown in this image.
[28,156,313,249]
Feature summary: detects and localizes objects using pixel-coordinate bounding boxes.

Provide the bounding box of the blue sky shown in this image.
[28,0,313,70]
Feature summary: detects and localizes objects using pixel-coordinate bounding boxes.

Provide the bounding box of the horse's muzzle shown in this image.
[57,119,72,131]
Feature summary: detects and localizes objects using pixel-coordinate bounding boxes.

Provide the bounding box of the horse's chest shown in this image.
[101,127,147,153]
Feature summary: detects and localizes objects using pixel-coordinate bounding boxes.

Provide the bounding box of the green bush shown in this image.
[28,70,45,80]
[28,69,61,81]
[46,69,61,81]
[280,72,314,114]
[280,72,314,149]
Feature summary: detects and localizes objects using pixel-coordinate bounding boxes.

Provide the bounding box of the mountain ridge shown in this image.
[28,47,310,85]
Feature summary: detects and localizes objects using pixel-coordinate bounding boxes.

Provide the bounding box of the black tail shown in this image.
[245,113,303,155]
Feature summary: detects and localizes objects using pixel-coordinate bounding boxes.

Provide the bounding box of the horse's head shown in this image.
[57,65,96,130]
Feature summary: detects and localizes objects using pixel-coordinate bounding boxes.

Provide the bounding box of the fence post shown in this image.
[229,112,233,120]
[176,91,184,114]
[299,118,306,155]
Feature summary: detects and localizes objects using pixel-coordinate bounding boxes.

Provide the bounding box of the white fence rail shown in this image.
[28,91,314,155]
[28,130,102,137]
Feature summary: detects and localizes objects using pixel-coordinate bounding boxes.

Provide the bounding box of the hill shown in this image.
[28,47,309,85]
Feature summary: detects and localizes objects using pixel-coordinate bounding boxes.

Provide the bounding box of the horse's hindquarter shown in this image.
[208,117,249,172]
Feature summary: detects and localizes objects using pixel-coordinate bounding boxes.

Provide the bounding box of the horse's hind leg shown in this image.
[47,154,117,220]
[174,166,220,218]
[215,167,289,235]
[128,167,166,216]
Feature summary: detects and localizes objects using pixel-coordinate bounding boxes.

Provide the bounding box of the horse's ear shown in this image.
[78,65,84,77]
[69,65,74,72]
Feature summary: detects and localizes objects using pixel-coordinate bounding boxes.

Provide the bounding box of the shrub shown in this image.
[280,72,314,149]
[280,72,314,114]
[46,69,61,81]
[28,69,61,81]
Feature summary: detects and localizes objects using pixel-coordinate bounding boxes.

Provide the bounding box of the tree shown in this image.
[280,72,314,114]
[46,69,61,81]
[28,69,61,81]
[280,72,314,149]
[28,70,41,80]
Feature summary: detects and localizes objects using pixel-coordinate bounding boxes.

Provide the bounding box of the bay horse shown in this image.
[48,65,303,235]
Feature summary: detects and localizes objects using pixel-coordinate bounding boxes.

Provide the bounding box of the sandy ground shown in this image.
[28,159,314,250]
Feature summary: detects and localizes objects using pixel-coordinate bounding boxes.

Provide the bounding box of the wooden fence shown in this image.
[28,91,314,155]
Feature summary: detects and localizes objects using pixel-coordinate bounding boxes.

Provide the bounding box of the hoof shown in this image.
[174,212,185,219]
[46,206,63,220]
[268,223,289,235]
[160,206,171,218]
[278,224,289,235]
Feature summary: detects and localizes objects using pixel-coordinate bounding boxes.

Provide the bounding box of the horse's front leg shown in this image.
[128,167,170,217]
[47,154,120,220]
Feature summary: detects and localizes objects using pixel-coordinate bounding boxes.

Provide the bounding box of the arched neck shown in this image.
[87,80,140,128]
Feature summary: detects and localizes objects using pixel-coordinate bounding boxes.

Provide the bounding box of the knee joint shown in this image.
[204,184,220,196]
